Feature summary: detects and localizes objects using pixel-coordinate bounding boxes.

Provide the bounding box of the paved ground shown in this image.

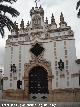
[0,99,80,107]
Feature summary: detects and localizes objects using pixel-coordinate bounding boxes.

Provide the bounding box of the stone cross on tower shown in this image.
[35,0,40,7]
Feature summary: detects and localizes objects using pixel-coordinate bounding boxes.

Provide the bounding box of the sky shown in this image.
[0,0,80,68]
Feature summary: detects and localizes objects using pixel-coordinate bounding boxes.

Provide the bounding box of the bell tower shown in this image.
[30,5,44,29]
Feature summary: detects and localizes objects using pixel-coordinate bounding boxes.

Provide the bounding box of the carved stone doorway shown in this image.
[24,59,52,101]
[29,66,48,101]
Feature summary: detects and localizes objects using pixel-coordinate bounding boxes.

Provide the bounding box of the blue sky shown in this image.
[0,0,80,68]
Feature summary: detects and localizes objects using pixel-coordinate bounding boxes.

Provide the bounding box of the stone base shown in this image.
[3,88,80,102]
[3,89,28,101]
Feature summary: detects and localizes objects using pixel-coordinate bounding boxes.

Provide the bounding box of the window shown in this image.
[54,42,56,46]
[55,61,57,66]
[65,50,67,55]
[55,57,57,59]
[56,77,58,80]
[55,67,57,70]
[10,83,12,87]
[67,77,69,80]
[54,53,56,56]
[67,81,69,87]
[19,73,21,78]
[11,55,13,59]
[56,82,58,87]
[56,71,58,76]
[30,43,44,57]
[19,59,21,62]
[64,47,66,49]
[66,66,68,69]
[19,50,21,54]
[66,71,69,75]
[11,51,13,54]
[10,79,12,81]
[54,51,56,54]
[19,54,21,59]
[54,48,56,50]
[19,63,21,68]
[64,41,66,45]
[66,60,68,65]
[19,69,21,71]
[65,56,67,58]
[10,73,12,78]
[11,47,13,51]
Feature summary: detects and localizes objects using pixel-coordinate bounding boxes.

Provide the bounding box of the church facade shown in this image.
[3,5,80,101]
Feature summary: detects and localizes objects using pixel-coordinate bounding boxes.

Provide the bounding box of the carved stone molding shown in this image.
[23,58,52,100]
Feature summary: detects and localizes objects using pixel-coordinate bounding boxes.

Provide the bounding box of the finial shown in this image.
[45,17,48,24]
[60,12,64,23]
[52,13,54,17]
[12,21,18,34]
[20,19,24,29]
[35,0,38,7]
[51,13,55,24]
[27,21,29,26]
[39,5,41,9]
[14,21,18,30]
[35,0,40,7]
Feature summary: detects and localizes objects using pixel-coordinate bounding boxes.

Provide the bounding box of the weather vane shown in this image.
[35,0,40,7]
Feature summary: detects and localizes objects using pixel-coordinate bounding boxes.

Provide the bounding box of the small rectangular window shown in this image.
[10,83,12,87]
[19,59,21,62]
[56,71,58,76]
[66,71,69,75]
[11,47,13,51]
[19,46,21,50]
[66,66,68,69]
[64,41,66,45]
[55,61,57,66]
[67,77,69,80]
[19,54,21,59]
[65,56,67,58]
[11,51,13,54]
[54,51,56,54]
[65,50,67,55]
[11,55,13,59]
[55,57,57,59]
[66,60,68,65]
[19,50,21,54]
[54,42,56,47]
[19,63,21,68]
[10,73,12,78]
[55,67,57,70]
[54,48,56,50]
[67,81,69,87]
[56,82,58,87]
[19,69,21,71]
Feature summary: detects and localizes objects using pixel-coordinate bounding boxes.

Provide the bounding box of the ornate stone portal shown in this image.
[24,58,52,101]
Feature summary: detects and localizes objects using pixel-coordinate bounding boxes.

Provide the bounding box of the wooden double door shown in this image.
[29,66,49,101]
